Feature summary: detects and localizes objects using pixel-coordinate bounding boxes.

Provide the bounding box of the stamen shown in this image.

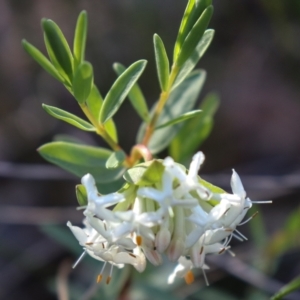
[85,242,93,245]
[222,207,230,216]
[219,248,226,254]
[202,268,209,286]
[72,251,86,269]
[232,233,244,242]
[238,211,259,226]
[76,206,87,210]
[200,246,204,255]
[234,229,248,241]
[184,270,194,285]
[251,200,272,204]
[136,235,143,246]
[97,262,107,283]
[129,253,137,258]
[106,264,114,285]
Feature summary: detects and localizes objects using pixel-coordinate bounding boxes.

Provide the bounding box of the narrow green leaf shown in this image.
[156,109,202,129]
[137,70,206,154]
[153,34,169,91]
[86,84,103,120]
[38,142,125,183]
[169,93,219,163]
[100,60,147,124]
[86,85,118,142]
[173,29,214,89]
[176,6,213,68]
[44,33,70,84]
[173,0,212,61]
[73,11,88,69]
[104,119,118,143]
[75,184,88,206]
[42,19,73,80]
[72,62,93,104]
[113,63,149,122]
[106,150,126,169]
[271,276,300,300]
[42,104,96,131]
[22,40,66,83]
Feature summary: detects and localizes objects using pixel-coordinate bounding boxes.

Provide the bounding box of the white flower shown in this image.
[67,152,271,286]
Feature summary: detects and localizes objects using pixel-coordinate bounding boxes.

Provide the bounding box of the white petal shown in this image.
[67,221,88,246]
[231,170,246,199]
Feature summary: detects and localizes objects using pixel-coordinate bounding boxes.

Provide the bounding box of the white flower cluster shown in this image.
[68,152,271,285]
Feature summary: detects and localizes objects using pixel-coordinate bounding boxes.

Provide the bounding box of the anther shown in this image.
[184,270,194,285]
[238,211,258,226]
[97,274,103,283]
[136,235,142,246]
[219,248,226,254]
[129,253,137,258]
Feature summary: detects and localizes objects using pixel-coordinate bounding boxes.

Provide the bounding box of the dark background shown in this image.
[1,0,300,299]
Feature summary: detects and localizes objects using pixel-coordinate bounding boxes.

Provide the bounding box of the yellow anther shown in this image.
[136,235,142,246]
[106,276,111,284]
[97,274,103,283]
[184,270,194,285]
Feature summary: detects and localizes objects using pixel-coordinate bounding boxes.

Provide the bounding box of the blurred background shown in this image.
[1,0,300,299]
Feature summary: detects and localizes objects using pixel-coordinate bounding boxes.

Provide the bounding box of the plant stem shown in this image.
[80,104,122,152]
[142,64,178,146]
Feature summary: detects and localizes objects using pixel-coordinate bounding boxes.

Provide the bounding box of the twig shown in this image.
[206,254,300,300]
[0,205,82,224]
[57,260,72,300]
[0,161,75,180]
[1,162,300,192]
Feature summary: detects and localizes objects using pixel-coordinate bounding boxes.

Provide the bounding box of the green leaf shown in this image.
[173,29,214,89]
[85,85,119,142]
[42,104,95,131]
[73,11,88,69]
[75,184,88,206]
[169,92,219,163]
[176,5,213,68]
[100,60,147,124]
[38,142,125,183]
[173,0,212,62]
[72,62,93,104]
[156,109,202,129]
[123,160,164,186]
[105,150,126,169]
[22,39,66,83]
[153,34,169,91]
[86,84,103,120]
[113,63,149,122]
[271,276,300,300]
[42,19,73,80]
[104,118,119,143]
[137,70,206,154]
